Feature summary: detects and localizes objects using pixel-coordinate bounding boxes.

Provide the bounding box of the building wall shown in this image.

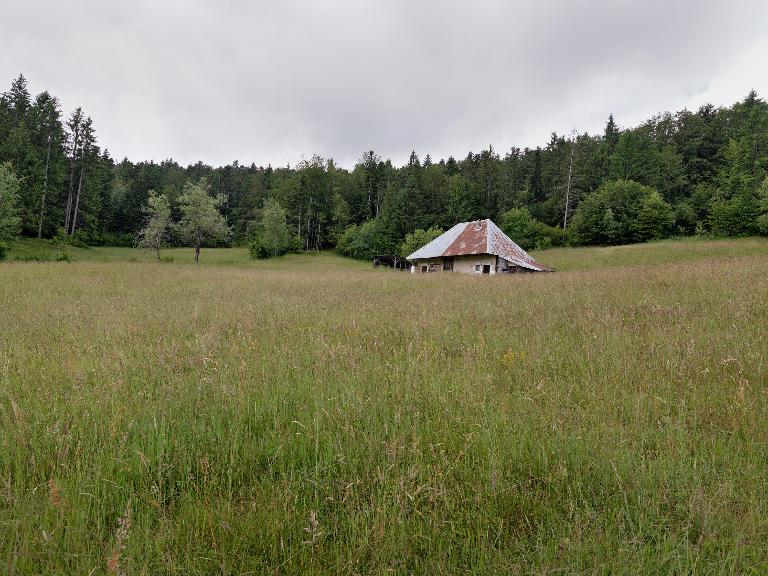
[411,258,444,273]
[452,255,496,274]
[412,255,497,274]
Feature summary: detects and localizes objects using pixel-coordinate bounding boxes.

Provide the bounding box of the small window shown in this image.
[474,264,481,272]
[421,265,428,273]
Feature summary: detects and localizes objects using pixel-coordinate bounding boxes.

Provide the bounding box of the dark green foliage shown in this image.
[248,232,302,260]
[708,194,759,237]
[248,240,270,259]
[248,198,302,259]
[12,250,71,262]
[631,189,675,241]
[0,241,7,260]
[0,162,22,240]
[673,201,697,235]
[3,75,768,255]
[757,178,768,235]
[400,226,443,258]
[335,219,395,260]
[52,226,89,248]
[571,180,674,245]
[499,207,563,250]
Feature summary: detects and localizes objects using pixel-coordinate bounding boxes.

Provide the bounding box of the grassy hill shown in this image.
[7,235,768,271]
[1,238,767,574]
[532,236,768,272]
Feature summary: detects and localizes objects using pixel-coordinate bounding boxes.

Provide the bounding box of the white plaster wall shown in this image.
[452,255,496,274]
[413,255,497,274]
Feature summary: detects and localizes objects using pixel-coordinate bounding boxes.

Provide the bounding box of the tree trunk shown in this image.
[37,133,51,239]
[65,127,80,233]
[564,136,575,229]
[195,243,200,262]
[155,243,161,261]
[70,167,84,235]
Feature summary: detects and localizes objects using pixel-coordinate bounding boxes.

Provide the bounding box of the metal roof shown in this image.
[406,219,550,271]
[405,223,466,261]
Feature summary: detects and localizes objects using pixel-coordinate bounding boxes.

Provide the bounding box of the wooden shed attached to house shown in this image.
[406,219,552,274]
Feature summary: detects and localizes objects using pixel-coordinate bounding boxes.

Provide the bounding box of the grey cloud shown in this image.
[2,0,767,167]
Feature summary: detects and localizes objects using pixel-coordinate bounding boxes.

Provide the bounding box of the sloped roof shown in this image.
[406,219,550,271]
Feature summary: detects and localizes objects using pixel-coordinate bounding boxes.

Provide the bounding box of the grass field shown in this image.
[1,237,768,574]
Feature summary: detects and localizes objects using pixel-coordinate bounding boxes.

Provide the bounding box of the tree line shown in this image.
[1,73,767,261]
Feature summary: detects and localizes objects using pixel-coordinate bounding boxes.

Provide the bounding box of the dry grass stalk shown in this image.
[107,501,132,576]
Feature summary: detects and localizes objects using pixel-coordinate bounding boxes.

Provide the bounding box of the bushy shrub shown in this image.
[673,202,697,235]
[708,194,758,237]
[630,190,675,241]
[400,227,443,258]
[68,230,90,248]
[52,227,90,248]
[248,239,271,259]
[500,208,563,250]
[13,251,71,262]
[0,241,7,261]
[335,219,396,260]
[570,180,674,245]
[249,233,302,259]
[89,231,135,247]
[248,198,302,259]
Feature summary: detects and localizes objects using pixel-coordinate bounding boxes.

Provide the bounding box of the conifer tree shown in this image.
[64,107,84,233]
[0,162,22,241]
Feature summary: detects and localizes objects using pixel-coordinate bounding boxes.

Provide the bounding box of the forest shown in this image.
[1,73,767,260]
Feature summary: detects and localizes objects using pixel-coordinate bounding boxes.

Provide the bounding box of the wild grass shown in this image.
[1,238,767,574]
[531,236,768,271]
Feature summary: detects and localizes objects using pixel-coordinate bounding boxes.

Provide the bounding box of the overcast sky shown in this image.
[3,0,768,168]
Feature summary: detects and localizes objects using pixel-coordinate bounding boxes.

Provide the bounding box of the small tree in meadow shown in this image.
[137,191,171,260]
[176,179,231,262]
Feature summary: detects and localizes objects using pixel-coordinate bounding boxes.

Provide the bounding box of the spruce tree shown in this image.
[0,162,22,241]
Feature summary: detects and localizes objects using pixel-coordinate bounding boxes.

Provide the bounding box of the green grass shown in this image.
[531,236,768,272]
[5,238,370,270]
[1,238,767,574]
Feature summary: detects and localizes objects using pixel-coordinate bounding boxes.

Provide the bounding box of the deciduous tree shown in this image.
[137,190,171,260]
[177,179,230,262]
[399,226,443,258]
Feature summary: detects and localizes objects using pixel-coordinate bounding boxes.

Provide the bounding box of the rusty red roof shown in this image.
[406,219,551,271]
[444,219,489,256]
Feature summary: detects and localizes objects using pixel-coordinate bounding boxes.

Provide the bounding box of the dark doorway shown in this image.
[443,258,454,271]
[482,264,491,274]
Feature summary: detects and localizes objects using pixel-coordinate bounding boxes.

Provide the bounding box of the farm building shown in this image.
[406,219,552,274]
